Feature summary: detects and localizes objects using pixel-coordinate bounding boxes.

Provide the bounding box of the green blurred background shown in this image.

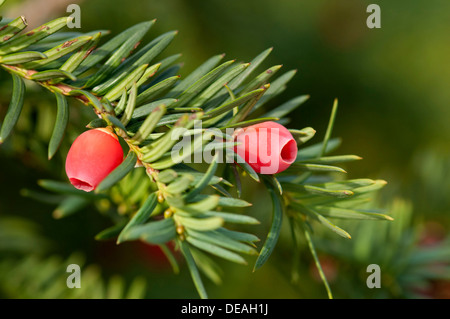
[0,0,449,298]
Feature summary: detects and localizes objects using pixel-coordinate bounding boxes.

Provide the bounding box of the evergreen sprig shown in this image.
[0,8,389,299]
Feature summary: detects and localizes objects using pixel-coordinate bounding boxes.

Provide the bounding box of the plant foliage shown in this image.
[0,7,389,298]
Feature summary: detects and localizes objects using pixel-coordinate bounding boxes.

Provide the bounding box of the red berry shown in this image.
[234,121,297,174]
[65,128,123,192]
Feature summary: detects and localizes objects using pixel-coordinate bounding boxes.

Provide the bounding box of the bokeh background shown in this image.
[0,0,449,298]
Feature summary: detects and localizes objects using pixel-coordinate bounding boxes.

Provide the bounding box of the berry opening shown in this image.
[69,178,95,192]
[280,139,297,163]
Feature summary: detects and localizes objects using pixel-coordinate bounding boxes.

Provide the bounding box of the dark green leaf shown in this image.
[120,83,137,126]
[301,221,333,299]
[189,195,252,208]
[238,64,282,96]
[157,53,182,71]
[165,174,195,194]
[314,179,376,190]
[314,206,393,221]
[128,104,166,144]
[38,179,105,199]
[95,222,127,241]
[179,240,208,299]
[203,87,267,119]
[189,62,250,108]
[156,169,178,184]
[286,163,347,174]
[296,154,362,165]
[86,118,107,129]
[202,211,259,225]
[190,247,223,285]
[30,69,76,82]
[159,243,180,274]
[131,98,177,120]
[75,21,155,76]
[0,16,27,43]
[253,69,297,111]
[0,51,46,64]
[145,63,181,87]
[283,183,354,198]
[20,188,65,205]
[188,229,257,255]
[263,94,309,119]
[352,179,387,194]
[184,154,219,201]
[53,196,90,219]
[263,175,283,195]
[172,165,226,186]
[122,217,176,243]
[167,53,225,98]
[140,223,177,245]
[114,89,128,116]
[84,21,154,88]
[219,117,279,130]
[293,202,351,239]
[202,48,273,110]
[111,30,177,79]
[186,236,247,264]
[135,63,161,88]
[141,113,201,163]
[174,60,235,107]
[70,89,103,112]
[229,47,273,88]
[254,187,283,271]
[104,114,126,132]
[135,75,180,105]
[229,84,269,124]
[216,228,260,244]
[320,99,338,157]
[59,32,101,74]
[48,92,69,159]
[0,73,25,143]
[23,35,93,69]
[102,64,149,101]
[0,17,69,55]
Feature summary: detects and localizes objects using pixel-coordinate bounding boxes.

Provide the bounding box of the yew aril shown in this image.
[65,128,124,192]
[234,121,297,174]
